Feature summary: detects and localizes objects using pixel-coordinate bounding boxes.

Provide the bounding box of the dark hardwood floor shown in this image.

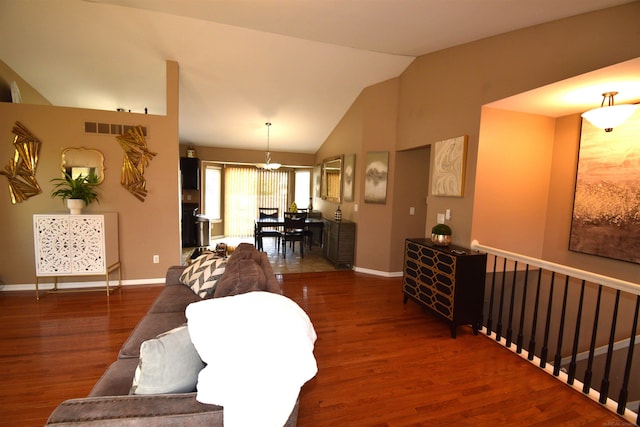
[0,271,631,426]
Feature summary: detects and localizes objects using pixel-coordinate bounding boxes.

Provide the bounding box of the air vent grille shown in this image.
[84,122,148,137]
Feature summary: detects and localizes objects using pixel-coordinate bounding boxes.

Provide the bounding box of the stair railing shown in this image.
[471,240,640,425]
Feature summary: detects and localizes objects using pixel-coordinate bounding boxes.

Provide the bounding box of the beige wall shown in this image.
[316,2,640,277]
[389,147,429,272]
[474,107,556,256]
[0,59,50,105]
[182,144,315,167]
[314,79,408,272]
[0,61,180,286]
[396,3,640,251]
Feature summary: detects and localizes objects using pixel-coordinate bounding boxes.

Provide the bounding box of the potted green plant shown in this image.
[431,223,452,246]
[51,172,100,214]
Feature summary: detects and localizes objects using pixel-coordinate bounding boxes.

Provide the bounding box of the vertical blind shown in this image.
[224,166,288,237]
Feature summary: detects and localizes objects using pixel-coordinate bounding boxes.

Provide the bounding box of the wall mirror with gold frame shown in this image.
[61,147,105,184]
[321,155,342,203]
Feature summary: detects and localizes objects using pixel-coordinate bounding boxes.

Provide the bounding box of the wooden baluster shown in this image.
[528,269,543,361]
[583,285,603,394]
[540,271,556,369]
[496,258,507,341]
[599,289,621,404]
[516,265,530,354]
[506,261,518,348]
[553,276,570,376]
[486,256,498,335]
[567,280,586,385]
[617,295,640,415]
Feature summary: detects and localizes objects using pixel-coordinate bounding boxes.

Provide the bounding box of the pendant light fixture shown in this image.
[581,92,638,132]
[259,122,281,170]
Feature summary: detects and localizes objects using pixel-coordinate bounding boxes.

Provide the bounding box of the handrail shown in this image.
[471,239,640,424]
[471,240,640,296]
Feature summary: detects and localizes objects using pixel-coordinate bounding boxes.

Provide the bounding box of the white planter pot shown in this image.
[67,199,84,215]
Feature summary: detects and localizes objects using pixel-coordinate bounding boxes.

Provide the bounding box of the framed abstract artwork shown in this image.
[569,109,640,264]
[431,135,467,197]
[364,151,388,204]
[343,154,355,202]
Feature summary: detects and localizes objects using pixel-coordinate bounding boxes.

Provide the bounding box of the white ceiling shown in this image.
[0,0,637,153]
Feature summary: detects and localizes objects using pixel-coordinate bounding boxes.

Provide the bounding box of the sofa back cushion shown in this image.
[212,243,282,298]
[213,257,267,298]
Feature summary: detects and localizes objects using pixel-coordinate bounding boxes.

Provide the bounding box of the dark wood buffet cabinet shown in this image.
[323,218,355,267]
[402,238,487,338]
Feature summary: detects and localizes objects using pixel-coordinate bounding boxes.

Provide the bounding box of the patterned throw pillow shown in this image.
[180,254,227,298]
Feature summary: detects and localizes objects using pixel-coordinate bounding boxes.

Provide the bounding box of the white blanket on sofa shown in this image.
[186,291,318,427]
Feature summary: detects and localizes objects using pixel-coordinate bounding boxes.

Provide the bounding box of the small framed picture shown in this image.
[343,154,355,202]
[364,151,388,204]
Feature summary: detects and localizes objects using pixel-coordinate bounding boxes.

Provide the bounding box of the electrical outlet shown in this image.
[153,255,159,264]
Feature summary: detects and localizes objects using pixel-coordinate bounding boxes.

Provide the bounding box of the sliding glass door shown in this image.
[204,165,310,238]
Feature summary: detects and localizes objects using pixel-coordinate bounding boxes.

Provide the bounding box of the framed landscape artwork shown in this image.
[431,135,467,197]
[569,109,640,264]
[364,151,388,204]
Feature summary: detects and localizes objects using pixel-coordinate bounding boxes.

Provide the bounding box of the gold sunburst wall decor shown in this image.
[116,125,157,202]
[0,122,42,204]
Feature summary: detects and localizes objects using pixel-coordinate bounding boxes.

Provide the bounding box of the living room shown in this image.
[1,2,640,425]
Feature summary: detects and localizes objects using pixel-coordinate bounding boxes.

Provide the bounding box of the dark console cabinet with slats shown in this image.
[323,219,355,267]
[402,238,486,338]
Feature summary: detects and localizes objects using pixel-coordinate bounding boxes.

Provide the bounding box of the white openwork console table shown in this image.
[33,213,121,299]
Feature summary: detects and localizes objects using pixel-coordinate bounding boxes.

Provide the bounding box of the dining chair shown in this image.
[280,212,307,258]
[256,207,280,251]
[289,209,314,249]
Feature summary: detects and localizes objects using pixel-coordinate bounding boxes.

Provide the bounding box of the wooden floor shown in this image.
[0,271,631,426]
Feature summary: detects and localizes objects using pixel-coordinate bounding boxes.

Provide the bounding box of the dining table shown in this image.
[254,216,324,250]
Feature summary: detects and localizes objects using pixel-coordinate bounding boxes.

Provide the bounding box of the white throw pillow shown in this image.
[130,325,205,395]
[180,254,227,298]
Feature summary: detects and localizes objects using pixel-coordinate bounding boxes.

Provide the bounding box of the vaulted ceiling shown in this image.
[0,0,636,153]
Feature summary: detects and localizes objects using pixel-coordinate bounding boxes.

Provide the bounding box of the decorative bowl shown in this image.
[431,233,452,246]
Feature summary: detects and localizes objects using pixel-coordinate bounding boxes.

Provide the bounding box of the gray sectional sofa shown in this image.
[45,244,300,426]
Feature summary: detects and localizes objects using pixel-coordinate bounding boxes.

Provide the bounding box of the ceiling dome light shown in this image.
[581,92,638,132]
[258,122,281,170]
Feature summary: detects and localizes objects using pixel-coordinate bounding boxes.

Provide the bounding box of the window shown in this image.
[294,170,311,209]
[203,164,221,219]
[203,164,309,238]
[224,167,288,237]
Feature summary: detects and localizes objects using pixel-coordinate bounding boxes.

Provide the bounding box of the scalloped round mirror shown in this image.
[61,147,105,184]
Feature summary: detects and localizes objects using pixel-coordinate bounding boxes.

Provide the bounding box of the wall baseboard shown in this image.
[0,278,165,292]
[2,269,404,292]
[353,266,403,278]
